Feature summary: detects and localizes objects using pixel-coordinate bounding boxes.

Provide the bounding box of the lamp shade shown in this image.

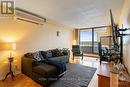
[73,40,76,45]
[0,42,16,51]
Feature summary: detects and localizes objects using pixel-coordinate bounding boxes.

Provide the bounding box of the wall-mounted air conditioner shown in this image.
[15,8,46,25]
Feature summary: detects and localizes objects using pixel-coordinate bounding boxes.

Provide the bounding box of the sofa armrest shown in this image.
[22,56,38,78]
[66,50,70,63]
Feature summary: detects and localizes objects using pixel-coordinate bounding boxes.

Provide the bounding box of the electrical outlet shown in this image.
[14,64,18,70]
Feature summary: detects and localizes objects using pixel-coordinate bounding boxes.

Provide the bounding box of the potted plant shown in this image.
[110,44,120,63]
[111,55,120,63]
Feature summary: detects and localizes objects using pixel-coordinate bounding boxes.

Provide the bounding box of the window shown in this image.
[80,31,97,42]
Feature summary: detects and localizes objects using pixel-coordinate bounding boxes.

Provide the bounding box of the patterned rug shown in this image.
[49,63,96,87]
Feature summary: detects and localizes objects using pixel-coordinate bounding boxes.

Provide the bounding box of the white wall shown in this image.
[119,0,130,73]
[0,19,73,80]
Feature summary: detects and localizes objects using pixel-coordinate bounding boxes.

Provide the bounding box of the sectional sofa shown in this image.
[22,48,70,86]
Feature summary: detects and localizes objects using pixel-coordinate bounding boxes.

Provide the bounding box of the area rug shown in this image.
[49,63,96,87]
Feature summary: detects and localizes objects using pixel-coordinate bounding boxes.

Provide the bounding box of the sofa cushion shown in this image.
[51,49,63,57]
[32,64,57,77]
[24,52,44,61]
[48,56,67,63]
[41,50,52,59]
[46,50,52,58]
[62,48,69,55]
[33,51,45,61]
[42,60,66,75]
[24,53,34,58]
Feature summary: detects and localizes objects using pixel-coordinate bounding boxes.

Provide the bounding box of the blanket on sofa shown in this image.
[42,60,66,76]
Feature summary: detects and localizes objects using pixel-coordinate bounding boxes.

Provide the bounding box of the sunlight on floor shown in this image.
[70,56,100,68]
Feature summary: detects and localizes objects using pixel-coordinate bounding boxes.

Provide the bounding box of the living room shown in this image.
[0,0,130,87]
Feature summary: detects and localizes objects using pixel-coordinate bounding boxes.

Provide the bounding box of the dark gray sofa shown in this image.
[48,56,69,63]
[22,49,70,86]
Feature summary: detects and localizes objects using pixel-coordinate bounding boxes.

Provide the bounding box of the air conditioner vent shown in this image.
[15,8,46,25]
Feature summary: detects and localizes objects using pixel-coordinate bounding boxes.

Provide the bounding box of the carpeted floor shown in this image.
[49,63,96,87]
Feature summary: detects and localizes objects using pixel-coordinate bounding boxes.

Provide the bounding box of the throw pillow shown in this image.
[32,51,44,61]
[62,48,69,55]
[57,49,64,56]
[51,48,64,57]
[46,50,52,58]
[41,50,52,58]
[40,51,46,58]
[24,53,34,58]
[51,49,57,57]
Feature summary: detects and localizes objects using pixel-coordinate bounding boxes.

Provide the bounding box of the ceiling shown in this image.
[15,0,124,28]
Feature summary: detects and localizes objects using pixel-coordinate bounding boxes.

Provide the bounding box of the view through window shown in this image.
[80,27,108,55]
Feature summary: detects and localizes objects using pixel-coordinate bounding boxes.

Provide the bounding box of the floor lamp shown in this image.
[0,42,16,81]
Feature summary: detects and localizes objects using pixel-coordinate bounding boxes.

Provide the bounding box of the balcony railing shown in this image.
[80,41,99,54]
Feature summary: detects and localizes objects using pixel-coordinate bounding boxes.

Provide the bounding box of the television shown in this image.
[110,9,119,46]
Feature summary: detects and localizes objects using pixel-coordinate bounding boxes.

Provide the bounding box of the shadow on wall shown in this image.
[127,9,130,26]
[127,9,130,43]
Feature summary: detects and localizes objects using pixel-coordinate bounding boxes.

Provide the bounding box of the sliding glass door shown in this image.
[80,29,93,53]
[80,27,109,56]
